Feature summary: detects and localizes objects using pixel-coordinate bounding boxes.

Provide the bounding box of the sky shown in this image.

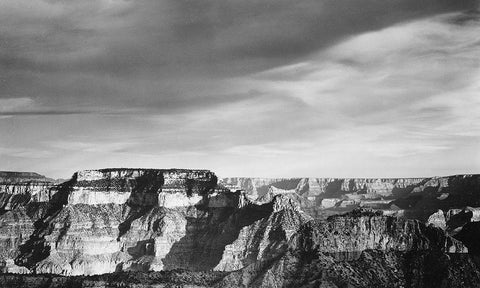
[1,0,480,179]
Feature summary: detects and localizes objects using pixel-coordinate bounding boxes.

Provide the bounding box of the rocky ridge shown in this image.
[0,170,480,287]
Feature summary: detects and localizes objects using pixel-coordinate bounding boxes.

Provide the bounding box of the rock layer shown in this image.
[1,170,480,288]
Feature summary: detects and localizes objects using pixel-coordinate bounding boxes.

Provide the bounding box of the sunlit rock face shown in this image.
[1,169,480,286]
[219,177,426,200]
[9,169,310,276]
[214,195,312,271]
[69,169,217,205]
[0,172,56,273]
[427,209,447,229]
[13,168,222,275]
[0,172,56,210]
[0,207,34,274]
[220,175,480,222]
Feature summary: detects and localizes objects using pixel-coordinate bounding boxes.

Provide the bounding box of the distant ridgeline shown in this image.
[0,169,479,287]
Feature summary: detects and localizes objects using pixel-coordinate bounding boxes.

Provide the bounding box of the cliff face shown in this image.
[218,210,473,288]
[221,175,480,221]
[219,177,426,199]
[12,169,219,275]
[3,169,312,276]
[393,175,480,220]
[292,211,467,258]
[1,169,480,287]
[0,172,57,273]
[0,172,56,210]
[218,249,480,288]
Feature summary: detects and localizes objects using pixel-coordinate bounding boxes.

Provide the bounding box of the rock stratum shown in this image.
[0,169,480,287]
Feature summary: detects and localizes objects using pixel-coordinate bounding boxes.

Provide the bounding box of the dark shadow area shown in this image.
[446,210,473,234]
[25,202,50,222]
[391,195,424,210]
[390,178,430,199]
[0,269,229,288]
[127,239,155,257]
[454,221,480,269]
[270,179,302,191]
[184,173,217,197]
[394,175,480,221]
[0,193,31,216]
[323,179,345,198]
[348,179,356,193]
[14,175,77,269]
[118,206,155,240]
[256,186,270,198]
[117,171,164,240]
[162,198,273,271]
[256,179,302,199]
[455,222,480,255]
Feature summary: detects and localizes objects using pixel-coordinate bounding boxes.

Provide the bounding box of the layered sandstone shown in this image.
[13,169,220,275]
[292,210,467,258]
[219,177,427,200]
[221,175,480,222]
[0,172,56,209]
[218,210,472,288]
[1,169,480,288]
[9,169,314,276]
[0,172,57,273]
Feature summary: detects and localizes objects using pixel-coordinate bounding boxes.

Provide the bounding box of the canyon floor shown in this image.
[1,169,480,287]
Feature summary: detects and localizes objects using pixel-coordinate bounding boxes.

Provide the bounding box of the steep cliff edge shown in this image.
[219,177,427,201]
[0,171,56,211]
[1,170,480,287]
[13,168,218,275]
[0,172,58,273]
[7,168,311,276]
[218,210,474,288]
[221,175,480,221]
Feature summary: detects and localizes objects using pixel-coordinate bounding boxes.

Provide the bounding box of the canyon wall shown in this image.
[220,175,480,220]
[0,172,56,209]
[0,172,57,273]
[1,170,480,287]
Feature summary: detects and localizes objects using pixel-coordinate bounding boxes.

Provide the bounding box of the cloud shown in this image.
[251,12,480,130]
[0,0,476,115]
[0,97,35,113]
[0,1,479,178]
[206,11,480,175]
[0,146,53,159]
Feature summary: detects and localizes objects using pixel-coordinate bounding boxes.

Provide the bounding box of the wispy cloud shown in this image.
[0,97,35,113]
[0,1,479,178]
[0,146,54,159]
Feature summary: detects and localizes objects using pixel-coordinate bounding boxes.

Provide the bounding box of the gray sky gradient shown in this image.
[1,0,479,178]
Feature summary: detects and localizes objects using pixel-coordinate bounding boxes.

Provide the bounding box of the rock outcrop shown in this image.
[292,210,467,258]
[3,169,312,276]
[218,249,480,288]
[217,210,473,288]
[13,169,220,275]
[0,172,56,211]
[221,175,480,221]
[0,172,57,273]
[218,177,427,201]
[1,170,480,287]
[427,209,447,229]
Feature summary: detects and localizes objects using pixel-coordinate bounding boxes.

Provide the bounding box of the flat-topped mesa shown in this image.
[68,168,217,205]
[0,171,53,183]
[0,171,56,206]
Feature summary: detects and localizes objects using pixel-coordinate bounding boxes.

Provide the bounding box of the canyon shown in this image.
[1,169,480,287]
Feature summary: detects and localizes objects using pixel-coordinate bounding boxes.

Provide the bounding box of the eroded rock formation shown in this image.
[1,170,480,287]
